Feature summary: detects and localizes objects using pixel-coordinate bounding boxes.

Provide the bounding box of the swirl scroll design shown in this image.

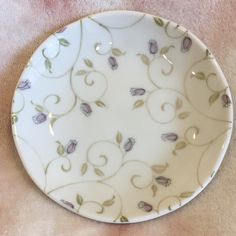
[132,47,232,125]
[30,58,109,131]
[44,131,173,222]
[13,14,233,223]
[11,91,25,124]
[162,126,232,187]
[89,14,145,56]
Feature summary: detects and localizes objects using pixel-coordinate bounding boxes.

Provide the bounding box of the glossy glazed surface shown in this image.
[12,11,233,223]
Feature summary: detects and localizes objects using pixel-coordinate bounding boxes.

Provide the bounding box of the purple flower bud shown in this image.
[138,201,153,212]
[108,56,118,70]
[32,112,47,124]
[161,133,178,142]
[66,140,78,154]
[155,176,172,187]
[123,138,135,152]
[56,27,67,33]
[221,94,231,107]
[181,36,192,53]
[80,103,92,117]
[17,80,31,90]
[60,199,74,209]
[130,88,146,96]
[148,39,158,54]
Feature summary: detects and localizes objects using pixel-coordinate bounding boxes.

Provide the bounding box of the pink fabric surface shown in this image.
[0,0,236,235]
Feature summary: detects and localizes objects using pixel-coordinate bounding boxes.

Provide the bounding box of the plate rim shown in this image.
[11,9,234,224]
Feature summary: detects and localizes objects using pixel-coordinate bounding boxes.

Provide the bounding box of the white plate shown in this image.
[11,10,233,223]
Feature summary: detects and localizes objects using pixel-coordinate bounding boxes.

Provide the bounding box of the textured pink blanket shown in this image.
[0,1,236,235]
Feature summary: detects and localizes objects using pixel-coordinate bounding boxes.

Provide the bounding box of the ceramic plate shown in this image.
[12,10,233,223]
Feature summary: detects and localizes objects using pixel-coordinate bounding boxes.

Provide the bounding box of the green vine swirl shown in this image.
[164,21,188,39]
[136,51,231,124]
[12,91,25,124]
[45,132,168,222]
[47,180,124,222]
[32,60,109,130]
[88,17,114,56]
[13,14,233,222]
[72,68,108,103]
[156,195,181,213]
[30,20,83,79]
[172,126,232,187]
[89,14,145,56]
[84,140,124,175]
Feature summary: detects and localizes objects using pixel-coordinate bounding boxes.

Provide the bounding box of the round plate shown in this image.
[12,10,233,223]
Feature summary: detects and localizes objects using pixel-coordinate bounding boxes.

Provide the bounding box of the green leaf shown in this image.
[76,194,83,205]
[120,215,129,222]
[175,141,187,150]
[59,38,70,47]
[84,59,93,68]
[34,104,44,112]
[160,46,172,55]
[103,195,115,206]
[209,92,220,105]
[45,59,52,73]
[81,162,88,176]
[179,191,194,198]
[154,17,164,27]
[172,150,177,156]
[175,98,183,110]
[138,54,150,65]
[95,100,106,107]
[112,48,125,56]
[56,141,64,156]
[151,184,158,197]
[50,117,57,127]
[178,112,190,119]
[133,100,144,109]
[12,115,18,124]
[76,70,87,76]
[116,131,123,144]
[94,168,104,177]
[193,72,205,80]
[151,163,169,174]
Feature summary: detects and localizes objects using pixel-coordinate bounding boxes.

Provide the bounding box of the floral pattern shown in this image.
[181,36,192,52]
[123,137,136,152]
[17,79,31,90]
[191,71,229,106]
[11,12,233,223]
[138,201,153,212]
[42,35,70,73]
[130,88,146,96]
[161,133,178,142]
[148,39,158,54]
[155,176,172,187]
[80,103,92,117]
[108,56,118,70]
[32,112,47,124]
[221,94,231,107]
[61,194,116,215]
[65,140,78,154]
[60,199,74,209]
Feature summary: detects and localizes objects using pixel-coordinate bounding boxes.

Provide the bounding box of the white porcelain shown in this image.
[11,10,233,223]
